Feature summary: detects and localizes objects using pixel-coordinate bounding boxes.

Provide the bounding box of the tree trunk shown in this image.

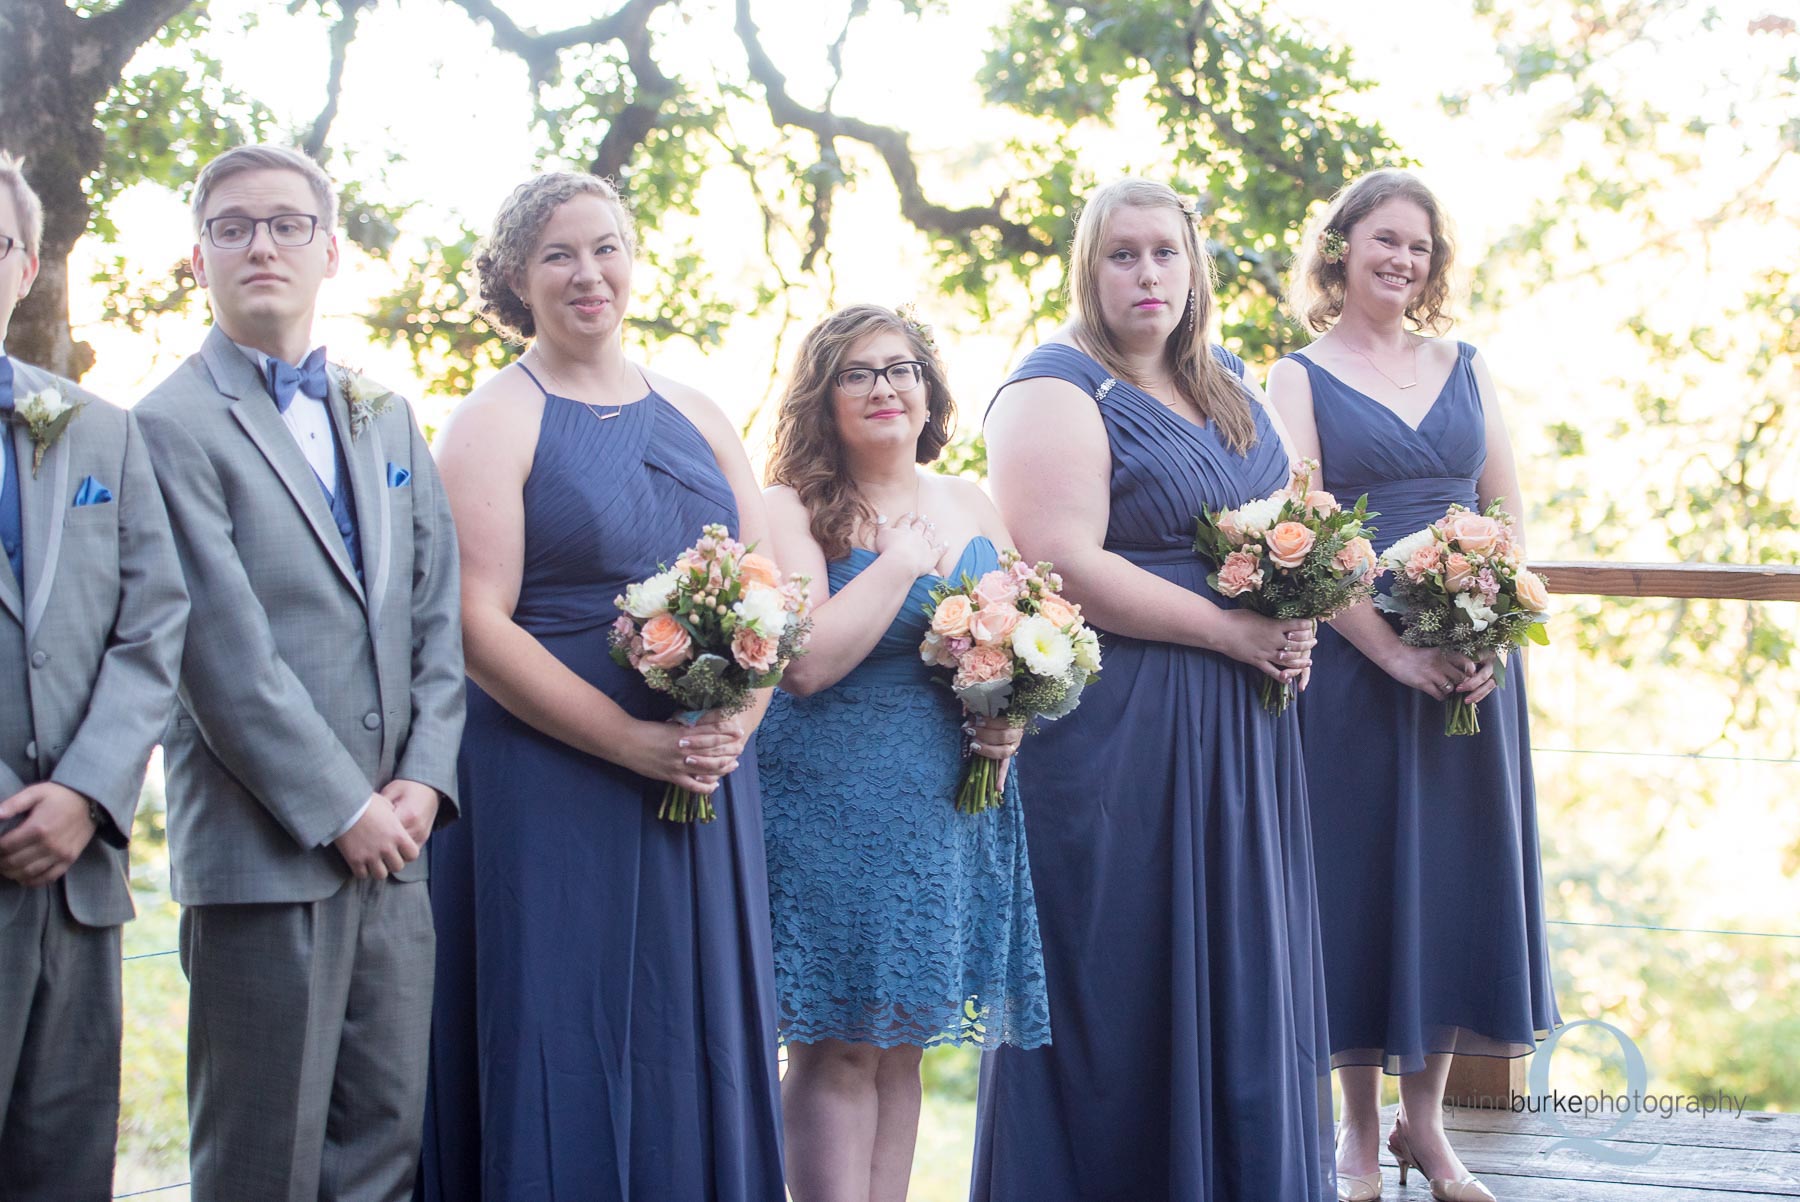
[0,0,196,378]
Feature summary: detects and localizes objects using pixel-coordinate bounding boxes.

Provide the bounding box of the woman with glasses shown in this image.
[758,304,1050,1202]
[973,179,1334,1201]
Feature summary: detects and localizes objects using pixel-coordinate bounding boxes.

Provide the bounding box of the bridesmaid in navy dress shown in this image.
[418,174,783,1200]
[1268,169,1559,1202]
[975,178,1335,1201]
[759,304,1049,1201]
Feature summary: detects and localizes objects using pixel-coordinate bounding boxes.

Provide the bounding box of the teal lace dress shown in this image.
[758,536,1052,1049]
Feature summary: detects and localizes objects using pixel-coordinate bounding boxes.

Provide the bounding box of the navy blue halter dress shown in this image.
[972,343,1334,1202]
[417,372,783,1201]
[1290,342,1559,1074]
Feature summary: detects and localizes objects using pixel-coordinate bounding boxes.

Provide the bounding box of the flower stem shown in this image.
[956,756,1002,815]
[1259,675,1295,716]
[1444,698,1481,737]
[659,784,717,823]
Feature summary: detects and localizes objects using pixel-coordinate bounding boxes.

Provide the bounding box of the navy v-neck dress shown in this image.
[1288,343,1559,1074]
[971,343,1334,1202]
[418,376,784,1201]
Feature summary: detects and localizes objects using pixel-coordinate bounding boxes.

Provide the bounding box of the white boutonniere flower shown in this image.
[13,386,85,475]
[333,366,396,440]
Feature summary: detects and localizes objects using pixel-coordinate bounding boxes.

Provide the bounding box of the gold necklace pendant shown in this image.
[1349,339,1419,390]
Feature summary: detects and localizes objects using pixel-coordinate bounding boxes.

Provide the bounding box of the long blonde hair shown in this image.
[765,305,956,559]
[1067,178,1254,453]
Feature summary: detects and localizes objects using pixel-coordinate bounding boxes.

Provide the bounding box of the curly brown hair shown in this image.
[476,172,636,341]
[1067,178,1255,454]
[765,304,957,560]
[1288,169,1457,335]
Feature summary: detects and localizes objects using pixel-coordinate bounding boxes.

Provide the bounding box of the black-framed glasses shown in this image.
[203,213,320,250]
[833,361,927,397]
[0,234,16,261]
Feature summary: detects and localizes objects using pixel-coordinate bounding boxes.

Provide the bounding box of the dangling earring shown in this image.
[1186,289,1197,336]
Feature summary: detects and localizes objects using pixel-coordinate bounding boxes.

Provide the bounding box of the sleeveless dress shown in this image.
[758,536,1051,1050]
[972,344,1335,1202]
[417,371,784,1202]
[1289,343,1560,1073]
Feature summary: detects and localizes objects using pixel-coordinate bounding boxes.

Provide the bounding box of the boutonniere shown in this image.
[333,366,396,441]
[12,385,86,475]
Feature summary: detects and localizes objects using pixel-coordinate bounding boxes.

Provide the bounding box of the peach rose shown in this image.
[1443,512,1504,555]
[732,627,780,672]
[954,644,1015,688]
[930,593,974,638]
[1405,542,1443,581]
[1514,568,1550,612]
[1216,549,1265,597]
[738,552,781,589]
[1333,536,1376,576]
[1443,552,1475,593]
[1036,593,1081,629]
[1303,489,1340,517]
[1265,521,1317,569]
[974,569,1020,608]
[970,603,1022,645]
[640,613,694,669]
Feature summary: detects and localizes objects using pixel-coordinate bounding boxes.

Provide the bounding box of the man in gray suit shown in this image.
[0,150,188,1198]
[135,144,464,1202]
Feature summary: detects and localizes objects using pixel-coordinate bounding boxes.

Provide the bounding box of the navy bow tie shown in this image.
[265,348,329,413]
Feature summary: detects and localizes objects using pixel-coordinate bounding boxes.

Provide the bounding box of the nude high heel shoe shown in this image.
[1337,1168,1383,1201]
[1388,1122,1497,1202]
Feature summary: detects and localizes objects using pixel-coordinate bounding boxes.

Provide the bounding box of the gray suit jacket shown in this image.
[0,361,188,929]
[136,326,464,906]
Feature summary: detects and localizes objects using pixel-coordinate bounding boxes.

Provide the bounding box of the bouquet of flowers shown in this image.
[1193,459,1381,714]
[918,549,1102,814]
[610,524,812,821]
[1375,500,1551,735]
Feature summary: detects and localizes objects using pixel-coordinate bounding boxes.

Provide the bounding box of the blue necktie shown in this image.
[0,357,22,586]
[265,348,329,413]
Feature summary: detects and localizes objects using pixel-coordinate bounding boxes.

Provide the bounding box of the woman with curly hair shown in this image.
[757,303,1048,1202]
[1268,169,1560,1202]
[416,172,784,1201]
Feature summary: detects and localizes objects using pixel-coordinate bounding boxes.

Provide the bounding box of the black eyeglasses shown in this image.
[203,213,321,250]
[833,361,927,397]
[0,234,16,262]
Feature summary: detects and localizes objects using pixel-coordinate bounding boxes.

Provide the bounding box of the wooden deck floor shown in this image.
[1377,1103,1800,1199]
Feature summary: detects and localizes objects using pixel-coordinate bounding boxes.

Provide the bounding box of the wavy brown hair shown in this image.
[476,172,636,342]
[765,305,956,560]
[1067,178,1255,454]
[1288,169,1457,335]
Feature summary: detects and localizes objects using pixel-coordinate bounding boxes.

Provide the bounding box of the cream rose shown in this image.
[732,584,790,637]
[1514,568,1551,613]
[930,594,974,638]
[974,570,1020,608]
[1265,521,1317,569]
[1443,512,1504,555]
[1443,552,1476,593]
[738,552,782,589]
[1303,489,1340,517]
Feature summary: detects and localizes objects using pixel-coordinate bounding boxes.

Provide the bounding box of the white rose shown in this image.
[18,388,71,424]
[1453,591,1498,632]
[1381,528,1438,570]
[621,568,681,619]
[1232,496,1285,536]
[1072,625,1102,673]
[732,583,790,637]
[1011,615,1075,677]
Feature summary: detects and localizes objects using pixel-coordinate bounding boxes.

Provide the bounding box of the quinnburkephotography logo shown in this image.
[1492,1019,1753,1165]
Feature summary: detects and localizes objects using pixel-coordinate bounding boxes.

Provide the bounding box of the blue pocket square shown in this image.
[386,463,411,488]
[72,475,115,507]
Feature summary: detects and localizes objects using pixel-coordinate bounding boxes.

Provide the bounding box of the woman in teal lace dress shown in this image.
[758,304,1051,1202]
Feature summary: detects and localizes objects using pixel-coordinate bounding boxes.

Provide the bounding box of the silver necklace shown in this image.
[1344,337,1419,390]
[529,349,624,421]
